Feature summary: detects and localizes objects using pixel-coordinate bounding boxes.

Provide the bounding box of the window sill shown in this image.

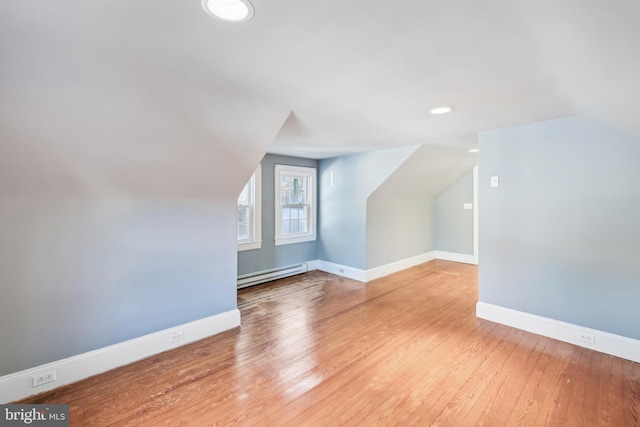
[275,234,317,246]
[238,240,262,251]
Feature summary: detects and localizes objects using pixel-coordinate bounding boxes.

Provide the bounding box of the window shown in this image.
[275,164,317,246]
[238,164,262,251]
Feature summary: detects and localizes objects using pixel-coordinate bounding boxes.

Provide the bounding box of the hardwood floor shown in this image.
[20,260,640,426]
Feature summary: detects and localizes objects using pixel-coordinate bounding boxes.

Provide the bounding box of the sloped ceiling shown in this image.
[2,0,640,164]
[370,145,477,200]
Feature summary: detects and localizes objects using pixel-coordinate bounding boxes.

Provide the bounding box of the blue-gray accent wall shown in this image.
[237,154,318,275]
[435,169,474,255]
[478,116,640,340]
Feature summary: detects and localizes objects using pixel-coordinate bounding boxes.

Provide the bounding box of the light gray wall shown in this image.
[366,197,434,269]
[479,116,640,340]
[238,154,318,275]
[435,170,474,254]
[318,146,418,269]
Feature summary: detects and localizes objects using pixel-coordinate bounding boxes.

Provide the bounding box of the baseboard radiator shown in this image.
[237,263,308,289]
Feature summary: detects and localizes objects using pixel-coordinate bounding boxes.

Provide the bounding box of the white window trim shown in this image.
[238,164,262,251]
[274,164,317,246]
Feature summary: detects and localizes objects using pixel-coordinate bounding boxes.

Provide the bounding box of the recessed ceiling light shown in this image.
[468,149,479,153]
[429,106,454,115]
[202,0,254,22]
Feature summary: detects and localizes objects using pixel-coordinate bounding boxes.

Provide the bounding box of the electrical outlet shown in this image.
[169,330,184,343]
[577,332,596,345]
[338,268,345,274]
[33,371,56,387]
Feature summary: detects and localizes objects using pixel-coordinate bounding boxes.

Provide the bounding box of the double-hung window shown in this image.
[237,164,262,251]
[275,164,317,246]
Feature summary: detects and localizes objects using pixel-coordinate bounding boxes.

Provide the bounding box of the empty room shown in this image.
[1,0,639,425]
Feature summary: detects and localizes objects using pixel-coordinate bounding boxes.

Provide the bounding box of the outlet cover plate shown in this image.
[33,371,56,387]
[169,330,185,343]
[577,332,596,345]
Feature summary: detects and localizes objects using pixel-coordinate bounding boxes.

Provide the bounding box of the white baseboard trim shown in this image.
[316,252,437,283]
[0,309,241,403]
[476,302,640,363]
[317,260,366,282]
[435,251,478,265]
[365,251,436,281]
[306,260,318,271]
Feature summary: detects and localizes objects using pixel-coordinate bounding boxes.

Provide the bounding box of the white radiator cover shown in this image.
[237,263,308,289]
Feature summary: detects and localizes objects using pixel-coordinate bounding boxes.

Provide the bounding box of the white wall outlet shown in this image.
[577,331,596,345]
[464,203,473,210]
[169,330,184,343]
[33,371,56,387]
[490,176,499,187]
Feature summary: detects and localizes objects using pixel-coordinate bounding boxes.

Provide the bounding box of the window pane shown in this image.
[238,183,250,206]
[292,177,303,191]
[281,176,291,191]
[238,224,248,240]
[282,220,291,234]
[238,207,248,223]
[280,176,308,204]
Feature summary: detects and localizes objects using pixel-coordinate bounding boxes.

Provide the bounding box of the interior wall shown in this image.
[317,146,418,270]
[365,197,434,269]
[435,169,474,255]
[364,144,477,269]
[479,116,640,340]
[237,154,318,276]
[0,198,237,376]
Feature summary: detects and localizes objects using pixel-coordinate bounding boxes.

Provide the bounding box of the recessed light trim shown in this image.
[202,0,254,22]
[429,106,454,115]
[468,149,479,153]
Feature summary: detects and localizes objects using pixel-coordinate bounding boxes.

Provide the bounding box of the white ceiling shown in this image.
[2,0,640,161]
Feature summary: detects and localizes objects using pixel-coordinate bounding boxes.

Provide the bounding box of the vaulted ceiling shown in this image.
[2,0,640,165]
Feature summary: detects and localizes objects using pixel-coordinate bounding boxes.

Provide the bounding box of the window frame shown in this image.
[274,164,317,246]
[237,164,262,251]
